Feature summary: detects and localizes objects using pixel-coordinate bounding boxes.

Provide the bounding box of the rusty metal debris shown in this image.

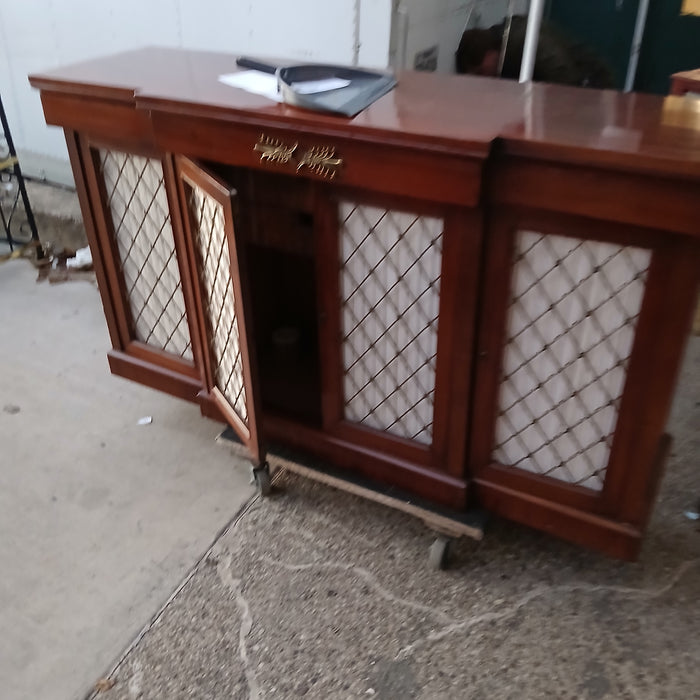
[1,238,95,284]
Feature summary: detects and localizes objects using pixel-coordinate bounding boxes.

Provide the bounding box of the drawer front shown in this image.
[151,112,483,207]
[492,158,700,238]
[42,92,156,153]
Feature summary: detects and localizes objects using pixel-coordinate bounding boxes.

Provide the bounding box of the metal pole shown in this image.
[352,0,361,66]
[519,0,546,83]
[498,0,517,77]
[0,93,41,255]
[624,0,651,92]
[391,2,409,71]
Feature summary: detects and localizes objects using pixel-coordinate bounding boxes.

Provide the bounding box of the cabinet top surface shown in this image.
[29,47,521,154]
[499,82,700,178]
[29,47,700,177]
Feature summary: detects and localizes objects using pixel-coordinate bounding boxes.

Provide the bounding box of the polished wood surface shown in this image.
[107,349,202,403]
[264,414,468,510]
[30,47,517,155]
[490,158,700,236]
[469,208,700,541]
[150,112,485,206]
[175,156,265,466]
[472,478,643,561]
[39,91,156,151]
[499,83,700,179]
[64,130,122,350]
[30,48,700,179]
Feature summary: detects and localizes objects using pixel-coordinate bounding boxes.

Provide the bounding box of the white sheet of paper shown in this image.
[291,77,351,94]
[218,71,282,102]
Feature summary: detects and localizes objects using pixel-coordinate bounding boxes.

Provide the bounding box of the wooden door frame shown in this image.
[73,132,203,401]
[315,185,482,483]
[174,155,264,465]
[469,205,700,557]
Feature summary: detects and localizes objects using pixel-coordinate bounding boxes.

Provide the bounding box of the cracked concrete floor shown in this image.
[0,256,255,700]
[96,340,699,699]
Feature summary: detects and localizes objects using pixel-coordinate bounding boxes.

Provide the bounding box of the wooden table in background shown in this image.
[670,68,700,95]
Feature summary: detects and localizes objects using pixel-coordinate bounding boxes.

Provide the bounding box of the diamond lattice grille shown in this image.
[493,231,651,490]
[339,203,443,444]
[100,150,192,359]
[189,184,248,427]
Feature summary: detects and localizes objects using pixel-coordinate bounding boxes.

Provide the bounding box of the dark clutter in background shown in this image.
[456,15,615,88]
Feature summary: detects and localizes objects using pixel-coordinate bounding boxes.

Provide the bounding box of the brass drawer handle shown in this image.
[253,134,342,179]
[253,134,297,164]
[297,145,343,179]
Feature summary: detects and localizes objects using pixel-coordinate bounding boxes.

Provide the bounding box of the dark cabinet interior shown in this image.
[212,165,323,428]
[247,245,322,426]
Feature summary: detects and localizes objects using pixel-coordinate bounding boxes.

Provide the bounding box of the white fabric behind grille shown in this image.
[189,184,248,427]
[339,203,443,444]
[100,150,192,360]
[493,231,651,490]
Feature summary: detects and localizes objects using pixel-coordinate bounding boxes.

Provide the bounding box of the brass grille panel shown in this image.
[189,184,248,426]
[100,150,192,359]
[493,231,651,490]
[339,203,443,444]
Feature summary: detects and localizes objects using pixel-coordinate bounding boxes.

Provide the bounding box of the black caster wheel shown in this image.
[253,463,272,496]
[428,535,451,571]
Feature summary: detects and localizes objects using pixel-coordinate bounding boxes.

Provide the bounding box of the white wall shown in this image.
[0,0,392,185]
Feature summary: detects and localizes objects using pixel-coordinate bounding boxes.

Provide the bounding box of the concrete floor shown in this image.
[101,336,700,700]
[0,259,255,700]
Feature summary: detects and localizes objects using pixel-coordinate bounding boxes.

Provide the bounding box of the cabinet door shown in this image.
[317,190,479,487]
[79,139,203,402]
[175,156,263,464]
[470,210,700,558]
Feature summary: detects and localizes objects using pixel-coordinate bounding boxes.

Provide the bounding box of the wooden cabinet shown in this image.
[31,49,700,560]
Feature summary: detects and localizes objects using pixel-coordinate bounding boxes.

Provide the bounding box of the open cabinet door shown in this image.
[175,156,263,466]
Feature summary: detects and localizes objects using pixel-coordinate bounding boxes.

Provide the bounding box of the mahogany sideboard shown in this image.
[30,49,700,560]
